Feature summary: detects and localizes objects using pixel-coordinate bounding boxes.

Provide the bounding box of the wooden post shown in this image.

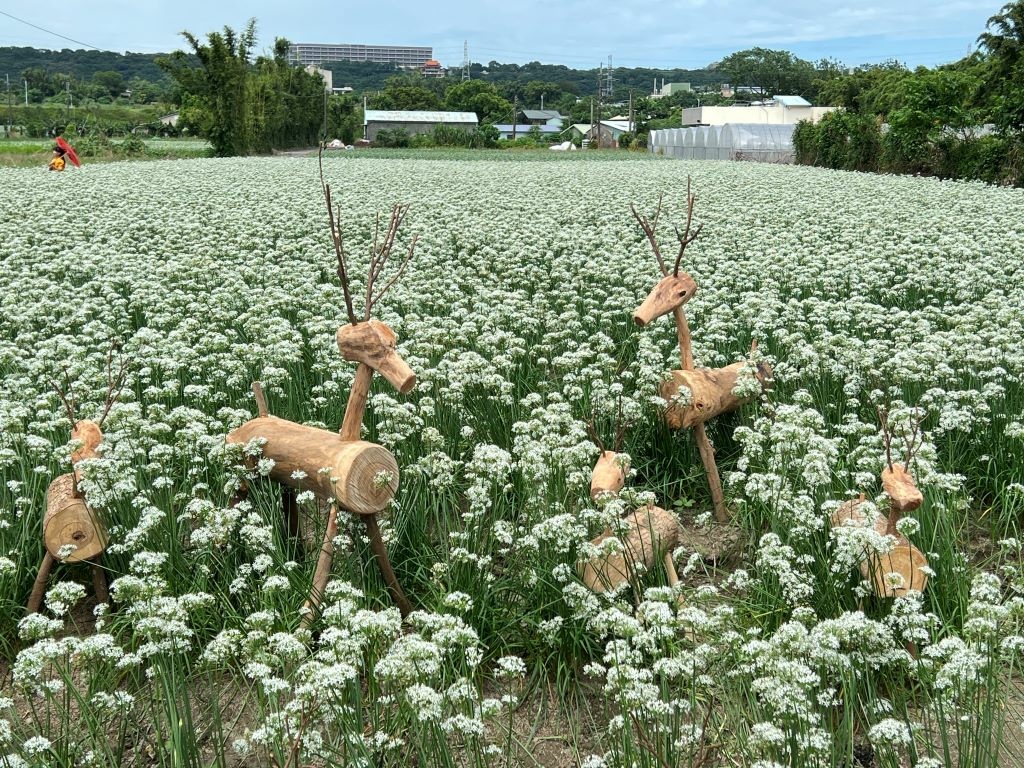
[365,514,412,617]
[673,306,728,522]
[27,552,55,614]
[339,363,374,441]
[302,503,340,629]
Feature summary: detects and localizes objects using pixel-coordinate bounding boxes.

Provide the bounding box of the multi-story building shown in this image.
[287,43,432,69]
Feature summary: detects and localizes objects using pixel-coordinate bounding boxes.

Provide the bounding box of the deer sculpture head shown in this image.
[321,150,418,403]
[631,183,701,327]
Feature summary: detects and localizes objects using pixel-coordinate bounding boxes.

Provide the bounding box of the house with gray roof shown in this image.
[363,110,479,141]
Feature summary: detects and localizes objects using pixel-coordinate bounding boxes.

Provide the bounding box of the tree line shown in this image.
[792,1,1024,185]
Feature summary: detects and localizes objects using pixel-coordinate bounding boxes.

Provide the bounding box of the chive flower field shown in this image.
[0,151,1022,767]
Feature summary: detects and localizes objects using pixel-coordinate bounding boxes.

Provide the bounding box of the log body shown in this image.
[44,473,107,562]
[580,505,679,593]
[590,451,628,500]
[226,416,399,515]
[661,360,773,430]
[831,499,928,597]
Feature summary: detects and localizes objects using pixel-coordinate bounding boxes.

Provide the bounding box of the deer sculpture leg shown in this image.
[302,362,412,625]
[673,306,729,523]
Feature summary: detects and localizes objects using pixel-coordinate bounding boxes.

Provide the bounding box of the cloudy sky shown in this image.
[0,1,1002,68]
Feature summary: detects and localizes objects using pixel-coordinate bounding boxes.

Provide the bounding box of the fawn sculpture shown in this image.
[227,153,417,623]
[27,354,127,614]
[831,407,929,598]
[579,413,682,595]
[630,183,771,523]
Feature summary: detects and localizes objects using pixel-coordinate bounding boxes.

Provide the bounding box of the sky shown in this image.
[0,1,1003,69]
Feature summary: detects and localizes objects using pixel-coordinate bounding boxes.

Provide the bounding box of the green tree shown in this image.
[444,80,512,122]
[884,67,981,171]
[371,73,442,111]
[977,0,1024,133]
[91,70,124,98]
[159,19,257,156]
[718,47,816,96]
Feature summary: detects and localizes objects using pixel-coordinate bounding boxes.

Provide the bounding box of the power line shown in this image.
[0,8,102,50]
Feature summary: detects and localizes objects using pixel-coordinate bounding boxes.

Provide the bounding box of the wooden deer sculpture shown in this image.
[630,183,772,523]
[227,152,417,624]
[580,412,683,596]
[27,353,127,614]
[831,407,929,597]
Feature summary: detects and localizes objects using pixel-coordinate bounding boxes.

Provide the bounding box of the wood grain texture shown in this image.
[43,473,108,562]
[580,505,680,593]
[881,463,924,514]
[661,361,773,430]
[227,416,399,515]
[590,451,627,500]
[70,420,103,491]
[633,275,698,327]
[831,497,929,597]
[339,364,374,442]
[336,319,416,394]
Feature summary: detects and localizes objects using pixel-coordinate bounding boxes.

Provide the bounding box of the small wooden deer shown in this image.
[630,183,771,523]
[831,406,929,598]
[579,410,682,596]
[227,151,417,624]
[27,353,128,614]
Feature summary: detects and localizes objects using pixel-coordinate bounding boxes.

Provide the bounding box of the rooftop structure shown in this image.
[288,43,432,69]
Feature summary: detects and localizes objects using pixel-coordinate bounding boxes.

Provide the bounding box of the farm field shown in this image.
[0,137,211,167]
[0,151,1022,767]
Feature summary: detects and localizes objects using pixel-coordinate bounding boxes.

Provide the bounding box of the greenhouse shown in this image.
[649,123,796,163]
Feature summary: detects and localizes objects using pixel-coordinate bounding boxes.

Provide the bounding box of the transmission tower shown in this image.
[462,41,470,81]
[600,55,614,100]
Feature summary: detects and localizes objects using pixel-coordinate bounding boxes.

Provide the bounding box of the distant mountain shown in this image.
[0,46,173,83]
[1,45,719,99]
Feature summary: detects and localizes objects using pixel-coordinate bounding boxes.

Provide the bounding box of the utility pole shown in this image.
[589,96,594,148]
[512,96,517,141]
[628,91,634,135]
[24,77,28,106]
[5,74,11,137]
[595,65,602,149]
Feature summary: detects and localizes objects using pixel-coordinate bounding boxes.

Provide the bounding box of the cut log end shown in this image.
[43,473,108,562]
[579,505,679,593]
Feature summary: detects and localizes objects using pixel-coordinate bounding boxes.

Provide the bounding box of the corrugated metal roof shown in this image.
[774,95,812,107]
[363,110,479,124]
[493,124,561,133]
[520,109,564,119]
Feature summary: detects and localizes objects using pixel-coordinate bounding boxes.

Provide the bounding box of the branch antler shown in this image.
[319,144,359,325]
[672,177,703,277]
[97,344,129,428]
[319,145,417,324]
[50,368,78,427]
[364,204,418,322]
[630,178,703,278]
[630,192,669,276]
